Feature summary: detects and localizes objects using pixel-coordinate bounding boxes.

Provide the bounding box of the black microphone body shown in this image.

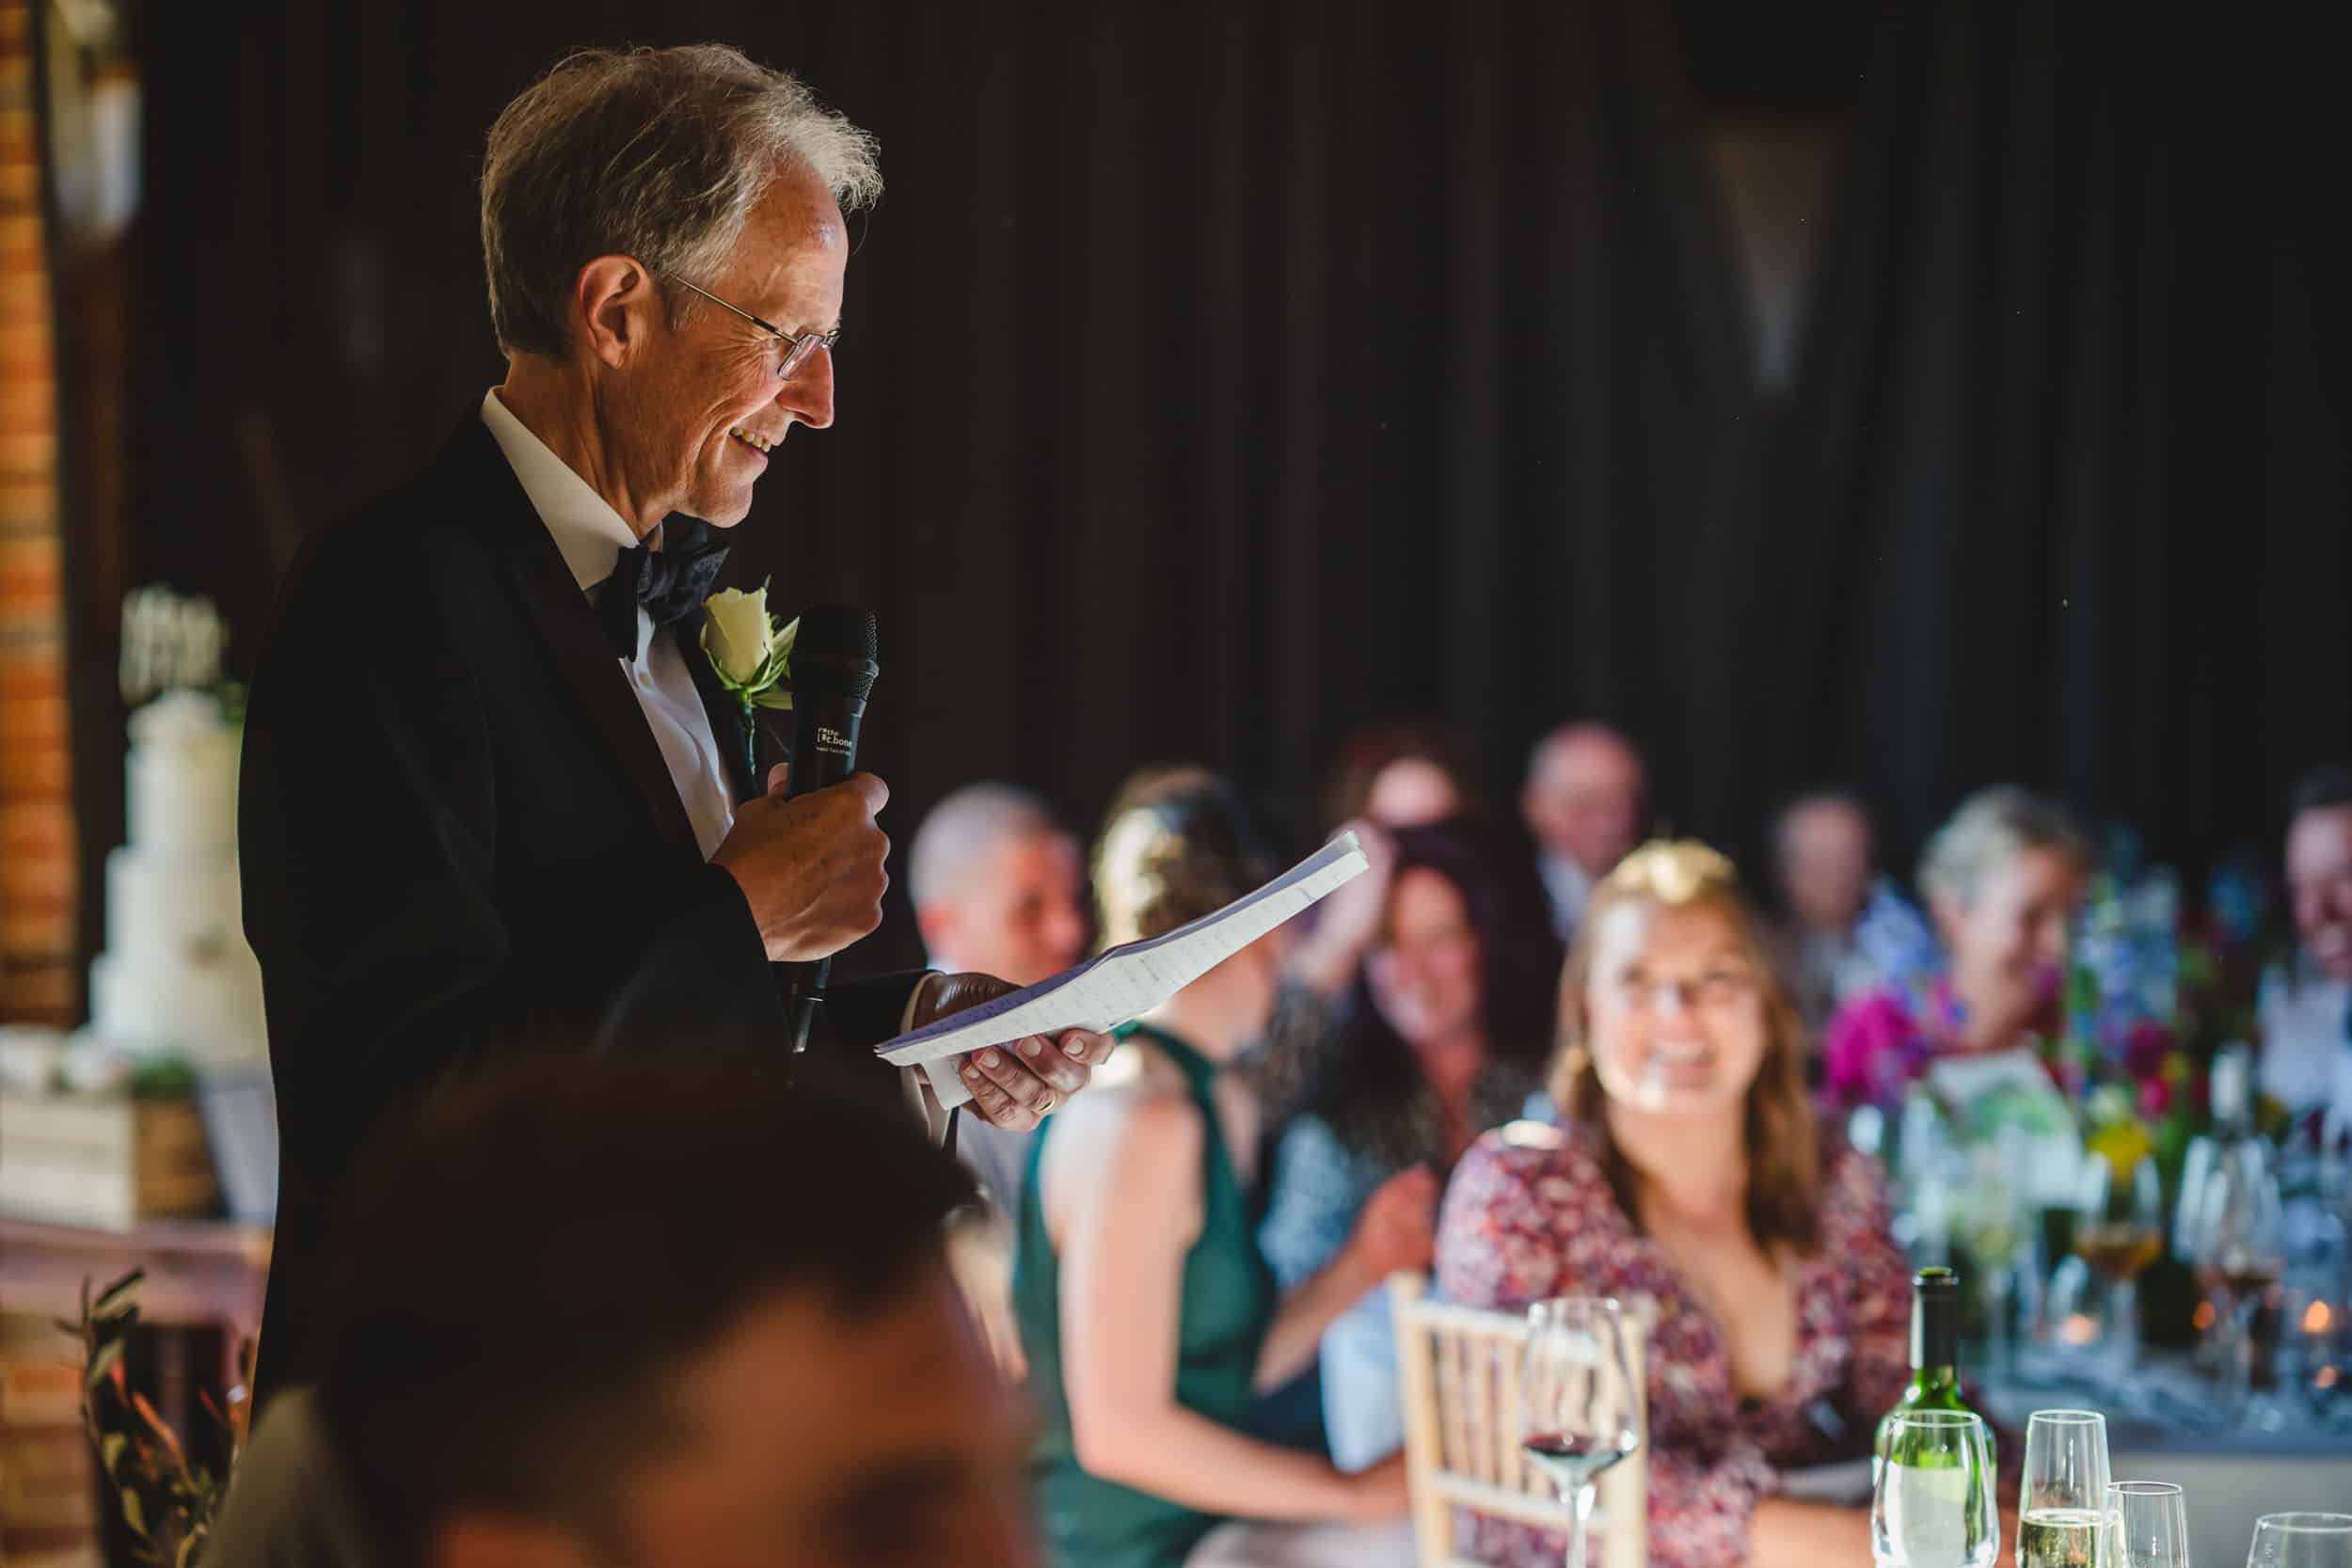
[778,605,880,1054]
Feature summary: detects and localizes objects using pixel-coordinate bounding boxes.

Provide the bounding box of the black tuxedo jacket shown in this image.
[239,413,921,1402]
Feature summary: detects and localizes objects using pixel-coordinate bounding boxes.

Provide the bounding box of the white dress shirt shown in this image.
[479,390,940,1065]
[1537,852,1597,942]
[480,389,739,861]
[2257,958,2352,1143]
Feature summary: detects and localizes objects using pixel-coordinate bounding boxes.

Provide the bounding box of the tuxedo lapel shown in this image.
[439,420,703,855]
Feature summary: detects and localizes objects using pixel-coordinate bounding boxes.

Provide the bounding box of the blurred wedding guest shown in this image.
[1520,722,1647,942]
[207,1054,1030,1568]
[1436,843,1915,1568]
[1823,785,2090,1111]
[912,784,1089,994]
[1015,771,1425,1568]
[2259,765,2352,1140]
[911,784,1089,1210]
[1259,818,1560,1470]
[1770,789,1878,1034]
[1319,720,1482,833]
[1289,721,1483,1001]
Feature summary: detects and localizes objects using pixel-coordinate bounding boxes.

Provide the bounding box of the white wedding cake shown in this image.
[85,689,269,1070]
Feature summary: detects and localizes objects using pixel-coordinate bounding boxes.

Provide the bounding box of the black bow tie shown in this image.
[597,518,731,659]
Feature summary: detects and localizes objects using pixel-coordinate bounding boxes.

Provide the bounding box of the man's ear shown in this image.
[573,254,657,371]
[914,899,956,960]
[430,1512,601,1568]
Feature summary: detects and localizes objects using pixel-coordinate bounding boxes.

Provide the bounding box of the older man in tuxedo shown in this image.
[239,45,1112,1402]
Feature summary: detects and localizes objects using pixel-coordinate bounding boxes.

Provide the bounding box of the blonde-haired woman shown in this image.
[1015,770,1428,1568]
[1434,842,1915,1568]
[1822,784,2090,1110]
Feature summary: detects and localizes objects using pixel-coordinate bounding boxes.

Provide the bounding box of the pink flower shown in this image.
[1823,990,1924,1109]
[2122,1021,2172,1083]
[2138,1075,2174,1118]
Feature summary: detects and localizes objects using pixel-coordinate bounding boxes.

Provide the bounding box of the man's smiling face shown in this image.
[621,162,849,530]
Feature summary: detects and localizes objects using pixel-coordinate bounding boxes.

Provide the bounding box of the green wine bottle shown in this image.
[1876,1268,1977,1461]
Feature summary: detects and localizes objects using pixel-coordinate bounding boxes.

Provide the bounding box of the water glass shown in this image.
[2248,1514,2352,1568]
[1872,1410,1999,1568]
[2106,1481,2190,1568]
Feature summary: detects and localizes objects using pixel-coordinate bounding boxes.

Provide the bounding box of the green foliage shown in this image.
[125,1056,201,1101]
[63,1269,251,1567]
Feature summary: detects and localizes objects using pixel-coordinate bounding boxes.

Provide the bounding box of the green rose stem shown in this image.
[700,588,797,792]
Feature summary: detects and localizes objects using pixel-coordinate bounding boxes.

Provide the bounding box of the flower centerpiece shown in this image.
[2055,840,2278,1188]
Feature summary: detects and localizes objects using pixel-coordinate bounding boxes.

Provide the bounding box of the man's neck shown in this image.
[496,363,662,541]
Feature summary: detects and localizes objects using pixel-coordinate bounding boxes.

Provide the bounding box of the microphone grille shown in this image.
[797,603,879,664]
[791,603,880,703]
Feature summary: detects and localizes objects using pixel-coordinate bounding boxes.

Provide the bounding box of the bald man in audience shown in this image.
[910,784,1088,1220]
[909,784,1089,1005]
[1520,722,1648,941]
[905,785,1089,1381]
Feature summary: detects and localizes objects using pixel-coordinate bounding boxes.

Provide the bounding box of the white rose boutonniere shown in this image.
[700,584,797,777]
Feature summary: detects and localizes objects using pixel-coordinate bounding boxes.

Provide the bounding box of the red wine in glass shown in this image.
[1523,1432,1639,1490]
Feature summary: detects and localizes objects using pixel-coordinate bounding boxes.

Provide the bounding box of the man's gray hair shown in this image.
[909,784,1061,910]
[481,44,882,359]
[1917,784,2090,909]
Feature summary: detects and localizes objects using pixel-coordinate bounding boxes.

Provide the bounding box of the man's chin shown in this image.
[692,495,753,530]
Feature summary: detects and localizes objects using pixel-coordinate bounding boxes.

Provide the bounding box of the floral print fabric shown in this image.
[1432,1120,1914,1568]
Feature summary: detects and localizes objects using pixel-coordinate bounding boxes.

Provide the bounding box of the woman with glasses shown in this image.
[1434,842,1916,1568]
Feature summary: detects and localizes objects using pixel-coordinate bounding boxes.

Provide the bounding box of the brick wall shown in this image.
[0,0,75,1027]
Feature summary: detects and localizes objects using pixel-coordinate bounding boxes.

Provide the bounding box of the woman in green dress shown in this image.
[1013,768,1431,1568]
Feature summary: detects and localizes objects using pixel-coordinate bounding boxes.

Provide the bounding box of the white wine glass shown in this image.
[2248,1514,2352,1568]
[1519,1297,1642,1568]
[2021,1409,2113,1568]
[1872,1409,1999,1568]
[2106,1481,2191,1568]
[1958,1144,2031,1376]
[2075,1147,2165,1381]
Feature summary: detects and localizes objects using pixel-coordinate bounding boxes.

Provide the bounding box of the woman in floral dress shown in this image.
[1435,841,1919,1568]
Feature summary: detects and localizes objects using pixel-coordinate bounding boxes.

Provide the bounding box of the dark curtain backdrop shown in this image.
[100,0,2350,976]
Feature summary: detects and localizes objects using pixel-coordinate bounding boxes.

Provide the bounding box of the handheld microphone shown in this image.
[781,603,880,1054]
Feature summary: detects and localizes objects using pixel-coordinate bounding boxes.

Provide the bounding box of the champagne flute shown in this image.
[2106,1481,2190,1568]
[2021,1409,2113,1568]
[2247,1514,2352,1568]
[2076,1148,2165,1380]
[1519,1297,1642,1568]
[1872,1409,1999,1568]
